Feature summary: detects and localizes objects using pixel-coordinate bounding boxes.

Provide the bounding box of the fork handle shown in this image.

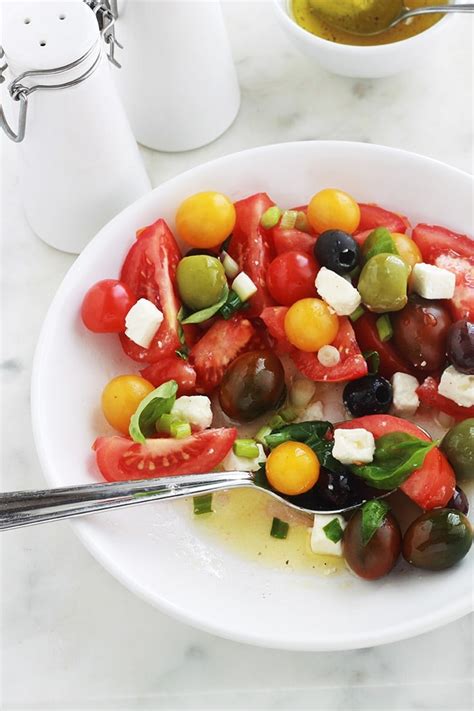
[0,471,255,531]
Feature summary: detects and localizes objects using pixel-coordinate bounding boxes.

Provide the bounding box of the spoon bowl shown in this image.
[308,0,474,37]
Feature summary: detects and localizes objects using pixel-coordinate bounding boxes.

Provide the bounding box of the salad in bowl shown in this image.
[80,185,473,582]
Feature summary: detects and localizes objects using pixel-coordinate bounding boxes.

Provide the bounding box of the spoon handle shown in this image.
[0,471,255,531]
[405,4,474,18]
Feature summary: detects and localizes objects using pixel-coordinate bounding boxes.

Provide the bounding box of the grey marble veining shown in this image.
[1,2,473,709]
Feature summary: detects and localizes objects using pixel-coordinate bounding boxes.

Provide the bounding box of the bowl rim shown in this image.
[31,140,473,651]
[272,0,457,54]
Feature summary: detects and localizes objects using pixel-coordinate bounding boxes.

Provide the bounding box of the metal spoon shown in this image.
[0,470,391,531]
[309,1,474,37]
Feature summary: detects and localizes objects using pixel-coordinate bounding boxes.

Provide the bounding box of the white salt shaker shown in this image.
[0,0,151,254]
[112,0,241,152]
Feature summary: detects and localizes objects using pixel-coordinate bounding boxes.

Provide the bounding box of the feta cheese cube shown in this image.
[171,396,213,430]
[391,372,420,416]
[332,428,375,465]
[221,443,267,472]
[438,366,474,408]
[310,514,346,557]
[295,400,325,423]
[232,271,257,302]
[315,267,361,316]
[317,345,341,367]
[125,298,163,348]
[411,263,455,300]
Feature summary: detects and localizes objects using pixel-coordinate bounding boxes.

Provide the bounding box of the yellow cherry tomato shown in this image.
[392,232,423,271]
[176,191,236,248]
[266,441,320,496]
[307,188,360,234]
[101,375,155,435]
[284,298,339,352]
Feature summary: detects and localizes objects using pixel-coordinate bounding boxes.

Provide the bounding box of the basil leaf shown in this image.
[180,284,229,325]
[265,421,347,475]
[360,499,390,546]
[177,307,186,345]
[323,518,344,544]
[363,227,399,261]
[129,380,178,444]
[351,432,440,490]
[265,421,333,449]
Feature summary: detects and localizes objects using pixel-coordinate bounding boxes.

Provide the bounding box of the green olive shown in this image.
[441,419,474,481]
[402,509,472,571]
[358,253,408,313]
[176,255,226,311]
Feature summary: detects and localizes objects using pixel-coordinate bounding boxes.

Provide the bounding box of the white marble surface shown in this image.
[1,3,473,709]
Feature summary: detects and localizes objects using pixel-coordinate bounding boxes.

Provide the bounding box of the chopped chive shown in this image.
[280,210,298,229]
[268,414,285,429]
[170,421,191,439]
[221,251,240,279]
[294,211,311,233]
[255,425,272,445]
[323,518,344,544]
[278,406,298,423]
[270,517,289,539]
[156,413,176,434]
[363,349,380,375]
[376,314,393,342]
[233,438,259,458]
[193,494,213,515]
[261,205,282,229]
[175,347,189,360]
[349,305,365,323]
[219,289,247,320]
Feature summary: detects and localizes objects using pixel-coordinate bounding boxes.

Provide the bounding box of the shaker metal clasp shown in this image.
[84,0,123,68]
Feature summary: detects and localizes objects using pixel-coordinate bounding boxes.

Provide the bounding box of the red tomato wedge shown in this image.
[412,224,474,321]
[93,428,237,482]
[357,204,410,234]
[140,356,197,395]
[228,193,276,317]
[190,316,255,393]
[353,312,414,380]
[260,306,293,354]
[119,219,182,363]
[291,317,368,383]
[417,376,474,421]
[272,227,317,256]
[338,415,455,509]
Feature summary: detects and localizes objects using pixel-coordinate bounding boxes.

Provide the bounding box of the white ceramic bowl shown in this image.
[272,0,458,78]
[32,142,473,651]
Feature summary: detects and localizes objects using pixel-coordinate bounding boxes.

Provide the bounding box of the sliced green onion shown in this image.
[219,289,245,320]
[349,305,365,323]
[233,438,259,458]
[156,413,178,434]
[221,251,240,279]
[280,210,298,229]
[270,517,289,540]
[363,349,380,375]
[268,414,285,429]
[294,211,311,233]
[376,314,393,342]
[255,425,272,445]
[175,347,189,360]
[193,494,213,515]
[232,272,257,302]
[278,406,298,423]
[170,421,192,439]
[261,205,282,229]
[323,518,344,544]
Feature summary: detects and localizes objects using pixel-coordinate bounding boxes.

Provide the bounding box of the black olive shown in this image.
[447,320,474,374]
[447,486,470,515]
[343,375,393,417]
[314,230,360,275]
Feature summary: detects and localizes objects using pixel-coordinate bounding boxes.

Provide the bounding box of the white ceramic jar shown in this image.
[1,0,151,254]
[112,0,241,151]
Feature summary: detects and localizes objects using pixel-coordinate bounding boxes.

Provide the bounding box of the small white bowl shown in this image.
[272,0,457,78]
[32,141,473,651]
